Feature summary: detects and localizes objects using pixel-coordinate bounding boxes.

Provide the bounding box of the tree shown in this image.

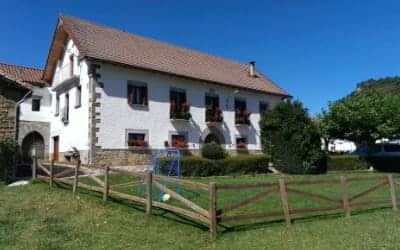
[321,79,400,148]
[260,100,327,174]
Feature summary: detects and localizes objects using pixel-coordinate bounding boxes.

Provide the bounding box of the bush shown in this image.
[260,100,327,174]
[0,137,18,183]
[327,155,370,171]
[201,142,227,160]
[158,154,270,177]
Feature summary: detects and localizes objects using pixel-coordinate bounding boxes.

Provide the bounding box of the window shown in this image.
[236,137,248,149]
[32,98,41,112]
[62,93,69,124]
[170,89,191,120]
[75,85,81,108]
[127,133,148,147]
[127,83,148,106]
[235,98,250,125]
[205,94,223,122]
[55,95,60,116]
[259,102,269,114]
[171,134,187,148]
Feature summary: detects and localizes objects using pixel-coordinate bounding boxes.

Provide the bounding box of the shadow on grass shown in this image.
[218,206,393,235]
[37,180,395,236]
[49,180,210,232]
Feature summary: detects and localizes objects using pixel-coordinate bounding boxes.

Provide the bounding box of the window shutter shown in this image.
[127,85,133,104]
[141,86,148,105]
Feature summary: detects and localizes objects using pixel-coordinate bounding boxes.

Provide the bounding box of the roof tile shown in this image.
[60,15,289,96]
[0,62,45,87]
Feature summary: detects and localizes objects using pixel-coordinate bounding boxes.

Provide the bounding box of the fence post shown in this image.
[32,156,37,181]
[103,165,110,202]
[279,179,291,226]
[146,171,153,215]
[340,176,351,218]
[387,175,398,211]
[73,160,81,196]
[209,182,217,239]
[49,160,54,188]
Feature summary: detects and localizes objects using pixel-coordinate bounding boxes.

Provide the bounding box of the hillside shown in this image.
[355,76,400,93]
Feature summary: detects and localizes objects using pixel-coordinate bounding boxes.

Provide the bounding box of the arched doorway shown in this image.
[21,131,45,163]
[200,127,225,145]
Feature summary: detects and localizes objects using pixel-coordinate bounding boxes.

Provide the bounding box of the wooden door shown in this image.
[53,136,59,162]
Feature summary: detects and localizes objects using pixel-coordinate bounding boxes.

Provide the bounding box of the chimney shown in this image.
[249,61,256,77]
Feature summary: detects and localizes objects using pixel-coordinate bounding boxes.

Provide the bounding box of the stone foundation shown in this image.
[91,148,262,166]
[93,148,152,166]
[49,150,89,164]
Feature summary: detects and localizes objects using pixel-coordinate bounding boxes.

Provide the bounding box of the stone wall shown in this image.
[0,82,25,138]
[93,148,152,166]
[92,147,262,166]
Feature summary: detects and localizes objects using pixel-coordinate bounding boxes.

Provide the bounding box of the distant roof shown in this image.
[44,14,289,97]
[0,62,45,87]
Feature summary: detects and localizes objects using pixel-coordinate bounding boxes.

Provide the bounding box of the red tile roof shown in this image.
[56,15,289,96]
[0,62,45,87]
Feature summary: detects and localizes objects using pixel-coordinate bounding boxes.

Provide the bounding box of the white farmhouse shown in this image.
[9,15,290,165]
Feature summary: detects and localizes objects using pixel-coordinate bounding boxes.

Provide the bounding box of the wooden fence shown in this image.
[32,158,398,239]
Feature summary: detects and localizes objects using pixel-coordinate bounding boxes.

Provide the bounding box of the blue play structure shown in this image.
[152,148,181,178]
[142,148,181,201]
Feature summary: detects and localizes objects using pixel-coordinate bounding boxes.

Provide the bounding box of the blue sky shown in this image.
[1,0,399,115]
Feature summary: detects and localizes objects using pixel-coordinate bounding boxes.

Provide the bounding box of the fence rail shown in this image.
[32,158,398,239]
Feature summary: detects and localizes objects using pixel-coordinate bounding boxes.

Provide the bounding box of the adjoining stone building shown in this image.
[0,63,49,163]
[0,70,30,139]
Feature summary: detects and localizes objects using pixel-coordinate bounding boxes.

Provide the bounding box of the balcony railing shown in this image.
[53,63,78,85]
[170,101,191,120]
[206,107,223,123]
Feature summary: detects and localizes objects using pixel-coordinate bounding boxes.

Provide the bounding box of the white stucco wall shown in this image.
[49,39,90,160]
[96,64,283,151]
[19,86,52,122]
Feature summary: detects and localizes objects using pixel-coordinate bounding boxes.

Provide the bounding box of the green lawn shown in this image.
[1,172,399,249]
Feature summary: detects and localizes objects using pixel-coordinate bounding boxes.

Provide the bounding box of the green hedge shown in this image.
[159,154,270,177]
[327,155,370,171]
[201,142,227,160]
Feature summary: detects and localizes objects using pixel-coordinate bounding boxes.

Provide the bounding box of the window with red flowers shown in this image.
[171,134,187,148]
[205,94,223,122]
[170,89,191,120]
[236,137,248,149]
[127,83,148,106]
[235,98,251,125]
[127,133,148,147]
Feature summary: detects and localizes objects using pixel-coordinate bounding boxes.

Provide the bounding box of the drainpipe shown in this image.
[14,90,32,142]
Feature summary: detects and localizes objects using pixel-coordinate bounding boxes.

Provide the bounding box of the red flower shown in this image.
[171,138,187,148]
[128,139,148,147]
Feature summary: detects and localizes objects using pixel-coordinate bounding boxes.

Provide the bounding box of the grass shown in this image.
[1,172,400,249]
